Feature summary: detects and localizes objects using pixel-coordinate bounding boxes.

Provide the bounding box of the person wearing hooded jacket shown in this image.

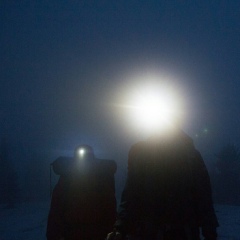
[107,129,219,240]
[46,145,117,240]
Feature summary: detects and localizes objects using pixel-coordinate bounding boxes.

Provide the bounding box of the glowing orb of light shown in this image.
[78,148,85,157]
[129,86,183,132]
[112,71,187,135]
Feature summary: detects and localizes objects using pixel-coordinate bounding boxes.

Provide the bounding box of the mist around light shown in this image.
[112,71,187,137]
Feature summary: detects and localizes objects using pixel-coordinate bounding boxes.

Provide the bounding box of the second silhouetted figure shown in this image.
[107,128,219,240]
[47,144,117,240]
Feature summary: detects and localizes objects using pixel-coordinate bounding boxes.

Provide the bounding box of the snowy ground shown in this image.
[0,202,239,240]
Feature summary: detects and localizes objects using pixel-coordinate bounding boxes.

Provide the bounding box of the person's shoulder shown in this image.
[51,156,73,175]
[129,141,146,153]
[128,141,148,164]
[131,140,147,149]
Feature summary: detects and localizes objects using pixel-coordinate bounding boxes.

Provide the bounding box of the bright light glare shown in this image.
[78,148,85,157]
[130,88,181,132]
[112,71,186,135]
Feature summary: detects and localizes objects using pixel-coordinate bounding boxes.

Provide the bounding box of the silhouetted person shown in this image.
[107,128,219,240]
[47,145,117,240]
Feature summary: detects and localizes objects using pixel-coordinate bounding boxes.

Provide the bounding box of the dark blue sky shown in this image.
[1,1,240,164]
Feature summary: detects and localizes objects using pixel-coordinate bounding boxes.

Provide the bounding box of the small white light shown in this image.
[78,148,85,156]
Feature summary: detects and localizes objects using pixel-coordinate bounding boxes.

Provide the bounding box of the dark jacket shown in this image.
[46,158,117,240]
[115,130,219,240]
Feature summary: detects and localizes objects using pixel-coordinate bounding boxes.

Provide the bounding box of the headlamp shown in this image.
[74,145,94,162]
[78,148,86,157]
[128,86,183,134]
